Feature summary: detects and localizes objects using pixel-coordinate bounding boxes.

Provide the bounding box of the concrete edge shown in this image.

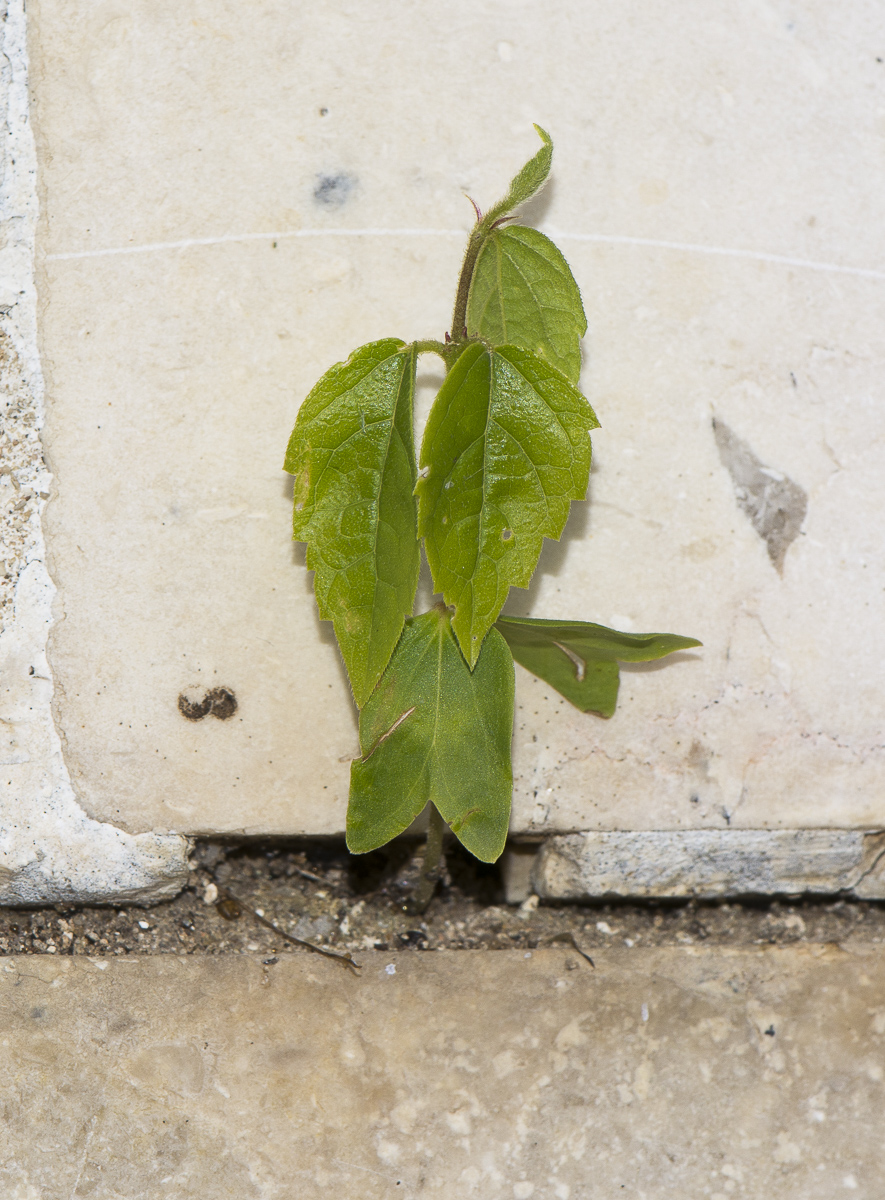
[501,829,885,904]
[0,0,191,907]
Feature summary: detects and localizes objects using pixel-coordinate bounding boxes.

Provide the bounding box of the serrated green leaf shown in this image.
[284,339,420,706]
[347,607,514,862]
[486,124,553,223]
[467,226,587,382]
[495,615,702,716]
[417,344,599,666]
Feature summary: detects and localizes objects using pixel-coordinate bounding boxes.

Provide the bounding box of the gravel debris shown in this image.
[1,839,884,959]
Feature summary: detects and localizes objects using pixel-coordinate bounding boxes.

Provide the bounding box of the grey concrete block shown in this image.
[534,830,885,901]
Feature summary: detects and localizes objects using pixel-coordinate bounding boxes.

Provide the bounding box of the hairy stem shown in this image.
[413,339,450,360]
[406,804,447,914]
[449,223,488,346]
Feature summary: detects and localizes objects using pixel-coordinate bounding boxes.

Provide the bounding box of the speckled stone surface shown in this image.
[2,947,884,1197]
[18,0,885,843]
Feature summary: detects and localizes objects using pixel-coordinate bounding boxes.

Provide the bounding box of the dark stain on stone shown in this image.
[313,173,355,208]
[687,739,710,774]
[178,687,238,722]
[713,418,807,573]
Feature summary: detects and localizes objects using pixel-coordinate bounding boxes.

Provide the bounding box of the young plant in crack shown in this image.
[285,128,700,912]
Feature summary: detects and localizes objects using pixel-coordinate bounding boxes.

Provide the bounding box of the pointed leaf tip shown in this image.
[347,609,514,862]
[487,126,554,223]
[496,615,702,716]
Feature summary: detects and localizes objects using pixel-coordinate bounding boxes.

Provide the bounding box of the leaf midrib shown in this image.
[476,233,583,369]
[367,352,413,653]
[309,349,409,627]
[502,241,581,350]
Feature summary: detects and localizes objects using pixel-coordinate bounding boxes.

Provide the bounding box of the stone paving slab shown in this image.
[1,947,884,1198]
[5,1,885,903]
[26,0,885,843]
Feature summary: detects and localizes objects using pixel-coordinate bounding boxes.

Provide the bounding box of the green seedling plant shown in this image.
[285,128,700,912]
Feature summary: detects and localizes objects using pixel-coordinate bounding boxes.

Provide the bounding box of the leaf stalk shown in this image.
[449,219,491,351]
[413,339,450,360]
[406,804,447,914]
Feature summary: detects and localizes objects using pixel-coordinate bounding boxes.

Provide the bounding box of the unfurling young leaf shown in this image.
[495,616,702,717]
[284,339,420,707]
[348,607,514,863]
[448,125,555,345]
[484,123,553,224]
[467,225,587,382]
[417,343,599,666]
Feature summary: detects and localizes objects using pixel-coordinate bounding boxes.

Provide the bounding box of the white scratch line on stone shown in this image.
[331,1158,390,1180]
[46,228,885,281]
[46,229,467,260]
[549,231,885,282]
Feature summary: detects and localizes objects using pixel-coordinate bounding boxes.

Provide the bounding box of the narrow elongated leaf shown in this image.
[496,615,702,716]
[486,124,553,223]
[284,339,420,706]
[348,608,514,862]
[467,226,587,382]
[417,344,599,666]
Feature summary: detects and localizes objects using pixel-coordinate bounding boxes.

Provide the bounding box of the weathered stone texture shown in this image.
[533,830,885,902]
[2,948,884,1197]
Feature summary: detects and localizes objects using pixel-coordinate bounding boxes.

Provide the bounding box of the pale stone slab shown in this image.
[0,0,190,904]
[531,830,885,903]
[2,948,885,1197]
[23,0,885,840]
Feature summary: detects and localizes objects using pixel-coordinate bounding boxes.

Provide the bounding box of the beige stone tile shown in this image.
[28,1,885,836]
[2,948,885,1197]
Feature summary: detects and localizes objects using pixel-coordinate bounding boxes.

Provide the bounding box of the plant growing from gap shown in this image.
[285,128,700,911]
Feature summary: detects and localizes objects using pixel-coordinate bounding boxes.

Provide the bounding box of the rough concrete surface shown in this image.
[533,830,885,903]
[26,0,885,840]
[1,947,883,1198]
[0,0,191,905]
